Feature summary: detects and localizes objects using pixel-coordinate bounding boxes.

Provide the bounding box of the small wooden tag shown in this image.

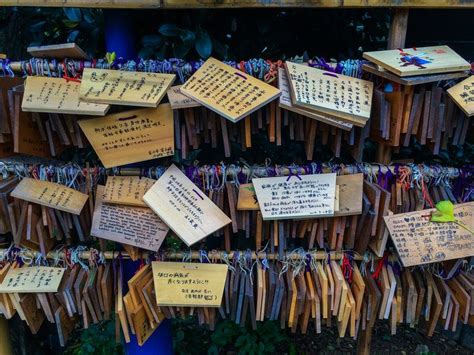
[253,173,337,220]
[180,57,281,123]
[152,262,227,307]
[22,76,109,116]
[0,266,65,293]
[91,185,169,252]
[103,176,155,207]
[143,165,231,246]
[167,85,201,110]
[78,105,175,168]
[80,68,175,107]
[11,178,88,215]
[384,202,474,266]
[236,183,260,211]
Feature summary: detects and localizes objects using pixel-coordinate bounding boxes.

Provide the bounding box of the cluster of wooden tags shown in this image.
[1,166,471,268]
[4,177,91,255]
[217,259,474,339]
[169,80,369,161]
[362,45,472,158]
[0,263,116,347]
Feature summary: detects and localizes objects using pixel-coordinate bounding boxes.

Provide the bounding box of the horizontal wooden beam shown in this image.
[0,248,371,261]
[1,0,473,8]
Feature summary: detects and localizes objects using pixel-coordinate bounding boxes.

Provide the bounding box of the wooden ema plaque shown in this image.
[27,43,89,60]
[180,57,281,123]
[0,267,65,293]
[22,77,109,116]
[91,185,169,252]
[237,183,260,211]
[152,262,227,307]
[363,46,470,77]
[103,176,155,207]
[166,85,201,110]
[384,202,474,267]
[78,105,174,168]
[143,164,231,246]
[252,173,337,220]
[80,68,175,107]
[285,61,373,124]
[334,173,363,217]
[278,68,354,131]
[13,91,51,158]
[447,76,474,117]
[11,178,88,215]
[238,174,362,215]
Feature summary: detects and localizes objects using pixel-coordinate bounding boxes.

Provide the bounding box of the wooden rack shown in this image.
[0,248,372,261]
[0,3,471,355]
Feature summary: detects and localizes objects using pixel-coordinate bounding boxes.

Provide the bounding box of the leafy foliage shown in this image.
[172,317,288,355]
[64,319,123,355]
[139,23,219,60]
[0,7,103,59]
[208,320,288,355]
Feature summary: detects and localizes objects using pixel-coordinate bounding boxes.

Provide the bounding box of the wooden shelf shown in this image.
[1,0,473,9]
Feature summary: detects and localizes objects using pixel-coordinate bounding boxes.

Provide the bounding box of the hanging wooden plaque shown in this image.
[384,202,474,267]
[285,61,373,123]
[152,262,227,307]
[27,43,89,60]
[180,57,281,123]
[167,85,201,109]
[252,173,337,220]
[363,46,470,77]
[103,176,155,207]
[11,178,88,215]
[0,266,65,293]
[13,92,51,158]
[91,185,169,252]
[143,164,231,246]
[80,68,175,107]
[334,174,363,217]
[236,183,260,211]
[22,77,109,116]
[447,76,473,117]
[278,68,354,130]
[78,105,174,168]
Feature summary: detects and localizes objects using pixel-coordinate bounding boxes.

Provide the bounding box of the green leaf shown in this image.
[235,335,247,347]
[195,29,212,59]
[29,21,46,32]
[207,345,219,355]
[142,34,162,48]
[155,45,168,61]
[62,19,80,29]
[179,30,196,45]
[173,41,193,59]
[139,47,155,60]
[430,200,455,223]
[159,24,182,37]
[63,8,82,22]
[68,30,79,42]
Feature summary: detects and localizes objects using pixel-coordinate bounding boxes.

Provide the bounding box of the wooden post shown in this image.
[0,318,13,355]
[377,9,410,165]
[387,9,409,50]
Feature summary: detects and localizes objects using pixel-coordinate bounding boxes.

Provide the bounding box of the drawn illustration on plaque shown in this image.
[90,72,108,82]
[397,49,433,69]
[460,83,474,104]
[244,185,258,205]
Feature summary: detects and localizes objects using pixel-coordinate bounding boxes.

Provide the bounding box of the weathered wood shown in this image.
[387,9,409,49]
[362,63,469,86]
